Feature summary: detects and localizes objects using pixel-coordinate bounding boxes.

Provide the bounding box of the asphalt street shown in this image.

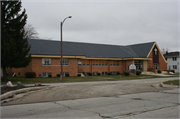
[1,88,179,118]
[1,77,180,118]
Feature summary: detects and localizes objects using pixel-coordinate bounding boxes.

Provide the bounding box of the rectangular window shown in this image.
[42,72,52,77]
[110,60,119,66]
[102,72,107,75]
[60,59,69,66]
[173,65,177,69]
[153,63,159,70]
[173,57,177,61]
[63,72,69,77]
[42,58,52,66]
[78,60,90,66]
[92,60,107,66]
[111,72,118,75]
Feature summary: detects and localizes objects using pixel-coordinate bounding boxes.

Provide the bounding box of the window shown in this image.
[111,72,118,75]
[92,60,107,66]
[78,60,90,66]
[102,72,107,75]
[173,57,177,61]
[63,72,69,77]
[153,63,159,70]
[154,48,157,55]
[42,58,51,65]
[60,59,69,66]
[42,72,52,77]
[110,61,119,66]
[173,65,177,69]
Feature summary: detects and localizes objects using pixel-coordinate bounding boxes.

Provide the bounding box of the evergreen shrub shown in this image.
[123,70,129,76]
[136,70,141,75]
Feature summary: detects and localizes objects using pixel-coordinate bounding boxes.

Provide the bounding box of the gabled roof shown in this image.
[28,39,155,58]
[164,52,180,58]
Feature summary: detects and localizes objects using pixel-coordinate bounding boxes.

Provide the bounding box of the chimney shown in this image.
[166,51,168,54]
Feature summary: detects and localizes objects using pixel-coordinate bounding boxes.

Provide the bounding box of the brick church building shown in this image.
[10,39,167,77]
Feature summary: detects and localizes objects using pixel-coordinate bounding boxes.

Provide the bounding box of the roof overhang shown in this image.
[123,58,152,60]
[30,55,152,60]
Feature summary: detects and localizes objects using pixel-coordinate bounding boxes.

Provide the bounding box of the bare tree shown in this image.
[161,48,170,54]
[24,24,39,39]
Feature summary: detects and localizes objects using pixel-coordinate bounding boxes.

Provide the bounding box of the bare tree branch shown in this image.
[24,24,39,39]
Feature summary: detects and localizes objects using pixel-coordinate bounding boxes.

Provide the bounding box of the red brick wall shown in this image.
[11,61,32,77]
[122,60,134,71]
[147,45,167,71]
[11,57,137,77]
[158,52,167,71]
[12,58,78,77]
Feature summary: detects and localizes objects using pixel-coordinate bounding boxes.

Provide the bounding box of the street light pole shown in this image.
[60,16,72,81]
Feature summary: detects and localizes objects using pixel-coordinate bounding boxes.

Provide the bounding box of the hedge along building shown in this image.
[10,39,167,77]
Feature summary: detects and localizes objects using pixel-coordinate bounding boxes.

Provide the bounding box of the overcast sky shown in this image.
[22,0,179,52]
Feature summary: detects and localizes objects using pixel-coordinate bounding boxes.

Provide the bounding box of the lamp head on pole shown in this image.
[68,16,72,18]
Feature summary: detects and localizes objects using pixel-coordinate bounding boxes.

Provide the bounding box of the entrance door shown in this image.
[130,69,135,75]
[135,60,143,71]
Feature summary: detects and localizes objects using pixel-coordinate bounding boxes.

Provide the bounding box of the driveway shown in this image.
[1,77,179,106]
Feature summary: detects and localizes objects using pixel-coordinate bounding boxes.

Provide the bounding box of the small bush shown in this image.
[117,72,120,75]
[77,74,81,77]
[48,74,52,78]
[66,74,69,77]
[158,70,162,73]
[123,70,129,76]
[88,73,92,76]
[97,73,101,76]
[25,72,36,78]
[136,70,141,75]
[57,74,60,77]
[108,72,112,75]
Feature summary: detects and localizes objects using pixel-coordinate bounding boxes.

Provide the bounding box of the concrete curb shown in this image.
[159,82,179,88]
[0,85,57,100]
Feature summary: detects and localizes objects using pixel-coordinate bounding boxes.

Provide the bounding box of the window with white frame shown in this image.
[42,58,51,66]
[173,65,177,69]
[172,57,177,61]
[42,72,52,77]
[60,59,69,66]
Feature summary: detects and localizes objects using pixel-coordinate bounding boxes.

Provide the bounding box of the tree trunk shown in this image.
[2,67,7,82]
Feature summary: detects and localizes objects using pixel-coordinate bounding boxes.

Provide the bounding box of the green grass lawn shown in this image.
[163,80,179,85]
[1,74,178,85]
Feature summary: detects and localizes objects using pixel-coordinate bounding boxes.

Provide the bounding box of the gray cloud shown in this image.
[22,1,179,51]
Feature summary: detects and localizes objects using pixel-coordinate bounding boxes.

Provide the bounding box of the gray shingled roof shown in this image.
[164,52,180,58]
[28,39,155,58]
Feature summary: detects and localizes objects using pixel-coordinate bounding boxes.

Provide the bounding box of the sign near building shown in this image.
[129,64,136,70]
